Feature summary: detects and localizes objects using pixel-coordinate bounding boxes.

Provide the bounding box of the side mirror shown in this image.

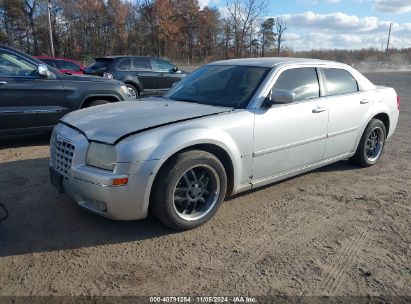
[38,64,50,78]
[265,89,296,106]
[172,66,181,73]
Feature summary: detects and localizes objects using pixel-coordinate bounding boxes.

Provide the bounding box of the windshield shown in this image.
[164,65,270,109]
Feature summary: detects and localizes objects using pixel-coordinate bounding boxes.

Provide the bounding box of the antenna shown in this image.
[47,0,55,57]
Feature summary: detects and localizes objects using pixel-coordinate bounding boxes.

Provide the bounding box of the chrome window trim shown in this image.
[248,63,364,109]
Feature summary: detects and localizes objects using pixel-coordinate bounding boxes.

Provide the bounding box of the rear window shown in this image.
[39,58,56,68]
[323,68,358,96]
[88,60,111,72]
[115,58,133,71]
[133,57,151,69]
[55,60,81,72]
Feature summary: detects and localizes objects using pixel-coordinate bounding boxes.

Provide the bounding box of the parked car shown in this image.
[84,56,188,98]
[35,56,85,75]
[50,58,399,230]
[0,44,133,135]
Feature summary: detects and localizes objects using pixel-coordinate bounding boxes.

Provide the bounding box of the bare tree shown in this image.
[275,17,286,56]
[226,0,267,58]
[22,0,39,54]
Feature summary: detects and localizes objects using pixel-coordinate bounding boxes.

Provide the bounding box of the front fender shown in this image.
[117,127,243,181]
[116,127,248,216]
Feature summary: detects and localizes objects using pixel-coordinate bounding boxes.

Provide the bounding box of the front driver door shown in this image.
[150,58,183,94]
[252,67,328,185]
[132,57,159,95]
[0,49,67,133]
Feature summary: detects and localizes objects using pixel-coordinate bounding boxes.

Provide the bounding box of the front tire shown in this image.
[126,84,139,99]
[151,150,227,230]
[350,118,386,167]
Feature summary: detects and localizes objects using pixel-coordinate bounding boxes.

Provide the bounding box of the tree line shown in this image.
[0,0,286,63]
[0,0,409,66]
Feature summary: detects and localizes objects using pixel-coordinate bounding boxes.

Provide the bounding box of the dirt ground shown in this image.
[0,72,410,300]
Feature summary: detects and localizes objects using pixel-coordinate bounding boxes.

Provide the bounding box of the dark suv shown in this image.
[0,44,133,135]
[84,56,188,98]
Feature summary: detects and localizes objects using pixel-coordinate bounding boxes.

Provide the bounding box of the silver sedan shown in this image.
[50,58,400,230]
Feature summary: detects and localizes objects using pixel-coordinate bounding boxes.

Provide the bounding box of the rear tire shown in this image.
[151,150,227,230]
[350,118,386,167]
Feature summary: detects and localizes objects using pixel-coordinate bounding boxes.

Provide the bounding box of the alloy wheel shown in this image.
[172,165,220,221]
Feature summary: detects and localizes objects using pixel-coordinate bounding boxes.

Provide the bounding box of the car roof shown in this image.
[94,56,172,61]
[210,57,347,68]
[95,55,150,60]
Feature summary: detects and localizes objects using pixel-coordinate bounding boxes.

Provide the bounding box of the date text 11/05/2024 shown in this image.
[149,296,257,303]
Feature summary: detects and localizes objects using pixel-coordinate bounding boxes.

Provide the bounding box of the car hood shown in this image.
[61,98,232,144]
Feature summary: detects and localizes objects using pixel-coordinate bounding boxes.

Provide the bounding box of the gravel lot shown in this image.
[0,72,410,299]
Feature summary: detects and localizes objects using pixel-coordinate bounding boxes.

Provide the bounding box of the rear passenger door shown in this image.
[320,68,371,159]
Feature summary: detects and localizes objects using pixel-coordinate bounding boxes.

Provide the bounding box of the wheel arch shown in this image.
[353,111,391,154]
[123,80,142,94]
[150,143,235,199]
[373,112,390,135]
[80,94,121,108]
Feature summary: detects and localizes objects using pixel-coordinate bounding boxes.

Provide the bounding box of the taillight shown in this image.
[397,95,401,110]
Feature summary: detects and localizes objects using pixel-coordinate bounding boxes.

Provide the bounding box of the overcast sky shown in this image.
[201,0,411,50]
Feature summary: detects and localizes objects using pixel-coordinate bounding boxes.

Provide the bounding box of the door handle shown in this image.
[312,107,326,113]
[135,73,141,76]
[0,81,7,85]
[360,99,369,104]
[158,74,164,77]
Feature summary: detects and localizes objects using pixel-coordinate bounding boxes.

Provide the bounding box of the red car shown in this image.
[34,56,85,75]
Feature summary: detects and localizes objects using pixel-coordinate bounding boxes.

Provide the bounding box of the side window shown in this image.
[0,50,37,77]
[115,58,133,71]
[271,67,320,101]
[151,58,174,72]
[323,68,358,96]
[133,57,151,70]
[56,60,81,72]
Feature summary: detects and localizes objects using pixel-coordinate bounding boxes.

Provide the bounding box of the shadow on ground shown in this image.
[0,133,51,149]
[0,153,360,257]
[226,159,360,202]
[0,157,172,257]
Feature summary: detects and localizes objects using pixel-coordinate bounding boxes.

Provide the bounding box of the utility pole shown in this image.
[47,0,55,56]
[385,23,393,63]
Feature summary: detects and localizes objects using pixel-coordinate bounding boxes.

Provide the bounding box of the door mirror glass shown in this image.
[266,89,296,105]
[38,64,50,78]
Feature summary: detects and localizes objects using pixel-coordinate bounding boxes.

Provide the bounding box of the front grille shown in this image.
[50,134,75,179]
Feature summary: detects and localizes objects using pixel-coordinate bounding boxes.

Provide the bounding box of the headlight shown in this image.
[119,84,129,95]
[86,142,117,171]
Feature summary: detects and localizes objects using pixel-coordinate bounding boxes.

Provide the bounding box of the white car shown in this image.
[50,58,400,230]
